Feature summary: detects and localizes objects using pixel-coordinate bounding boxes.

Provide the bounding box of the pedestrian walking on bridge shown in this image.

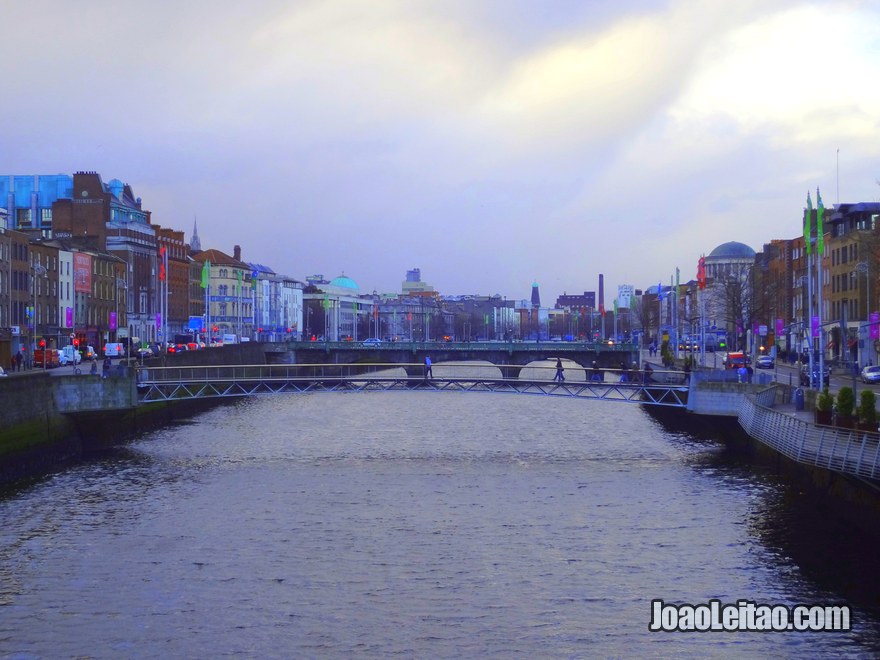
[554,358,565,382]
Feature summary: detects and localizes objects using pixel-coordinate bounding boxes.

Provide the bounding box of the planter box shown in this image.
[857,421,879,433]
[815,409,833,425]
[835,416,856,429]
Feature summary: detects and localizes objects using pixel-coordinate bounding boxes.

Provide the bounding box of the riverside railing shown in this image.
[739,386,880,481]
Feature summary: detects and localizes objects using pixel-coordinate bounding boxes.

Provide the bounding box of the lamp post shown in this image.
[115,277,127,347]
[855,261,872,367]
[31,261,48,370]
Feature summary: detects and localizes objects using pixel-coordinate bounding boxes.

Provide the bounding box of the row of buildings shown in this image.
[3,170,877,368]
[0,172,303,367]
[626,200,880,366]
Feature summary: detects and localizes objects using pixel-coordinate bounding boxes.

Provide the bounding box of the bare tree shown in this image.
[707,264,754,351]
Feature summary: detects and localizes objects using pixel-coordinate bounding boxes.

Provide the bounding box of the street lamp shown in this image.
[115,277,127,346]
[855,261,871,367]
[30,261,48,370]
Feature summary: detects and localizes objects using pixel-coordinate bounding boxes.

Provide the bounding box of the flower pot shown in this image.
[835,415,856,429]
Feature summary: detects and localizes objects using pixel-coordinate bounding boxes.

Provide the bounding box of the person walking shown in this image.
[424,356,433,379]
[554,358,565,382]
[14,351,22,372]
[90,357,98,376]
[102,356,111,379]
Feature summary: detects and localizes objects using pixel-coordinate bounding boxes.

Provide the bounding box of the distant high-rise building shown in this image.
[402,267,434,295]
[531,281,540,308]
[555,292,595,310]
[598,274,605,314]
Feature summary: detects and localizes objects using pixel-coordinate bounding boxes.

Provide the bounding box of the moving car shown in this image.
[861,365,880,384]
[755,355,775,369]
[362,338,383,347]
[799,365,830,387]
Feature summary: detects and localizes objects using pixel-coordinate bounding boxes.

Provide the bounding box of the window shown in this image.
[41,208,52,227]
[16,209,32,227]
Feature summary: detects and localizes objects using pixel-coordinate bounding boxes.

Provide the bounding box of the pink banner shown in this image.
[73,253,92,294]
[871,312,879,341]
[776,318,784,335]
[109,311,117,331]
[65,307,73,328]
[812,315,820,338]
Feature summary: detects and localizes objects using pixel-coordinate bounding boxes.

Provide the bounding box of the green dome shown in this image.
[329,274,359,292]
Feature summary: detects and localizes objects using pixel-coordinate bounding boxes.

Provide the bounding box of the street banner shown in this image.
[776,318,784,336]
[871,312,879,341]
[812,315,820,338]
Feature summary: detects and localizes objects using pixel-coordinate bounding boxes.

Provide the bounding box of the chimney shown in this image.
[233,245,241,261]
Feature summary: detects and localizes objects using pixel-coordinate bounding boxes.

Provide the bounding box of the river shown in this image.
[1,390,879,658]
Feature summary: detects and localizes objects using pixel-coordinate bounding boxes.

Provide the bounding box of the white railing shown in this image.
[739,388,880,481]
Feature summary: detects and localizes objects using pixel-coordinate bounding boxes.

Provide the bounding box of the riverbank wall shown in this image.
[0,371,227,486]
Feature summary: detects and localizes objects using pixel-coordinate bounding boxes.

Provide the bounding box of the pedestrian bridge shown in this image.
[136,362,690,408]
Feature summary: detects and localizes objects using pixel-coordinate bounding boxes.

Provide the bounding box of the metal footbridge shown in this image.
[136,363,690,408]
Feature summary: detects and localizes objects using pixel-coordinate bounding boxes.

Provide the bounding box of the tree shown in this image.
[707,263,754,351]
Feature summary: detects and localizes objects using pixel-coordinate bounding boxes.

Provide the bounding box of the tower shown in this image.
[191,217,202,253]
[531,281,541,308]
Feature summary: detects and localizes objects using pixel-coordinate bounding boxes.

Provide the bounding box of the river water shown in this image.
[1,389,879,658]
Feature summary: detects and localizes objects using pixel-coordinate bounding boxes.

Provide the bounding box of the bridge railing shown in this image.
[281,340,639,352]
[137,362,687,385]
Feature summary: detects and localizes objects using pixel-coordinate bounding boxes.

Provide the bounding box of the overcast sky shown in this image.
[3,0,879,303]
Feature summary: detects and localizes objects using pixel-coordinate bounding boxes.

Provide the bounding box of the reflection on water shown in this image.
[0,389,878,657]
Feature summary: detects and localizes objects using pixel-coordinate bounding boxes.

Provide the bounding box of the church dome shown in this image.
[329,274,359,293]
[707,241,756,259]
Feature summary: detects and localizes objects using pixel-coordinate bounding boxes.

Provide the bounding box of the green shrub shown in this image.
[836,386,855,418]
[859,389,877,426]
[816,387,833,411]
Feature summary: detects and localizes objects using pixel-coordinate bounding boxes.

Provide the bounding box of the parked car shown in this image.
[362,338,383,347]
[0,365,7,377]
[135,347,154,358]
[799,365,830,387]
[755,355,775,369]
[861,365,880,384]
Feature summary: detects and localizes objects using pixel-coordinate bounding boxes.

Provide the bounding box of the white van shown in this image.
[222,334,238,345]
[104,342,125,358]
[59,345,82,365]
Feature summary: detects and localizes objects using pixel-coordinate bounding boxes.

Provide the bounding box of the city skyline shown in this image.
[3,1,880,303]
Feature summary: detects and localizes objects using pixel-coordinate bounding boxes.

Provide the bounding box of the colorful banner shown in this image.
[73,253,92,294]
[871,312,879,341]
[109,311,117,331]
[812,315,820,338]
[65,307,73,328]
[776,318,784,336]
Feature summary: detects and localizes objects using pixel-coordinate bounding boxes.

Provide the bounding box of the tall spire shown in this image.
[191,216,202,252]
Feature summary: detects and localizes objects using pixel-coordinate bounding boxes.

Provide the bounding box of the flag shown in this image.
[158,246,167,282]
[697,255,706,290]
[200,260,210,289]
[613,299,618,314]
[657,282,663,301]
[251,269,258,291]
[675,267,680,290]
[816,187,825,255]
[323,294,330,310]
[805,191,813,255]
